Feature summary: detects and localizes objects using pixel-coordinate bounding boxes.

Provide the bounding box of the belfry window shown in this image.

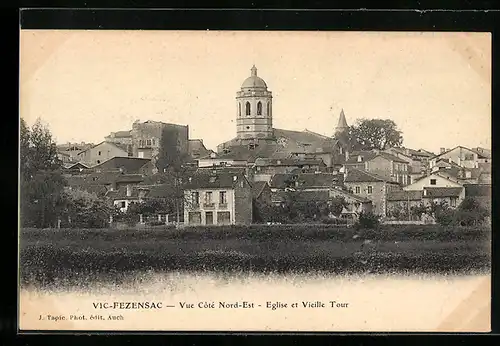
[267,102,271,116]
[245,102,251,116]
[257,101,262,115]
[238,103,241,117]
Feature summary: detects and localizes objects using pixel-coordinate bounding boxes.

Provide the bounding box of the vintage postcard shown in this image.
[19,30,491,332]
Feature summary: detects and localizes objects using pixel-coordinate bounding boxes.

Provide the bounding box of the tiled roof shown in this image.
[464,184,491,197]
[344,168,394,183]
[269,172,342,189]
[213,143,280,162]
[347,150,409,164]
[379,152,410,163]
[251,181,269,198]
[389,147,435,158]
[431,146,479,159]
[423,187,463,198]
[273,190,331,203]
[106,184,177,200]
[183,171,248,190]
[478,162,491,173]
[471,147,491,159]
[65,171,143,186]
[113,130,132,138]
[64,162,90,170]
[273,128,331,146]
[387,190,423,201]
[329,187,371,203]
[77,141,129,155]
[93,157,151,174]
[253,157,325,167]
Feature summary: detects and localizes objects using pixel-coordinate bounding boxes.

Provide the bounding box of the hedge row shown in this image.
[20,224,491,244]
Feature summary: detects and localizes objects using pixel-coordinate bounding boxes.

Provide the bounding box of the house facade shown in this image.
[430,146,487,169]
[77,141,130,167]
[343,168,401,216]
[183,172,253,226]
[403,172,464,191]
[345,150,410,186]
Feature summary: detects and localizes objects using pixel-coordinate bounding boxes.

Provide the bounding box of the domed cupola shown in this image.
[241,65,268,89]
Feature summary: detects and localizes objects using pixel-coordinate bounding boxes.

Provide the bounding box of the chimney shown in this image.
[126,185,132,197]
[440,148,446,154]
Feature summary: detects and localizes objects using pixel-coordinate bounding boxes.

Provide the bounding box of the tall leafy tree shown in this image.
[348,119,403,151]
[20,118,66,228]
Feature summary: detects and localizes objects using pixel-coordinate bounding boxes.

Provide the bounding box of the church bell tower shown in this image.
[236,65,273,141]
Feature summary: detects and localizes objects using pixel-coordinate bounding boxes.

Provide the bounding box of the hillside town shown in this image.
[52,66,491,228]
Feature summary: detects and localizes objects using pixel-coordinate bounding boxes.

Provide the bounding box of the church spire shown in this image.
[251,65,257,76]
[335,108,349,135]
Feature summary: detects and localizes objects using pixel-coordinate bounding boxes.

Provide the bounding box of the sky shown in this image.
[20,30,491,153]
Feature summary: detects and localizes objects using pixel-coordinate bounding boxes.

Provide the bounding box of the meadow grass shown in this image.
[19,224,491,288]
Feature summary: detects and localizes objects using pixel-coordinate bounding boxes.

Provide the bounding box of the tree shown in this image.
[62,188,116,228]
[348,119,403,151]
[20,118,66,228]
[453,197,489,226]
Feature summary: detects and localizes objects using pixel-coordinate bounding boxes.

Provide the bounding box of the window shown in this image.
[188,212,201,224]
[139,140,143,147]
[355,186,361,194]
[121,201,126,208]
[146,139,152,146]
[152,139,156,146]
[205,191,213,205]
[217,211,231,225]
[97,160,100,164]
[238,103,241,117]
[219,191,227,205]
[98,151,101,156]
[192,191,200,206]
[450,198,457,207]
[367,186,373,194]
[205,211,214,225]
[245,102,251,116]
[357,156,362,162]
[257,101,262,115]
[430,179,437,185]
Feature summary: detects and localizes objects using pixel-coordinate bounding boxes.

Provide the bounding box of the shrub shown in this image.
[355,212,380,230]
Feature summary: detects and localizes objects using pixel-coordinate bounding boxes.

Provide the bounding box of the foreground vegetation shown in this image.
[19,225,491,288]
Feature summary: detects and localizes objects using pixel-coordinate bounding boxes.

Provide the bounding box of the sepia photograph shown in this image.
[19,30,491,332]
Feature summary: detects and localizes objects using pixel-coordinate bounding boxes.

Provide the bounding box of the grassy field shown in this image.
[19,225,491,288]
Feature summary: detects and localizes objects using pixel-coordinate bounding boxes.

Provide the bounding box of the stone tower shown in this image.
[235,65,273,140]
